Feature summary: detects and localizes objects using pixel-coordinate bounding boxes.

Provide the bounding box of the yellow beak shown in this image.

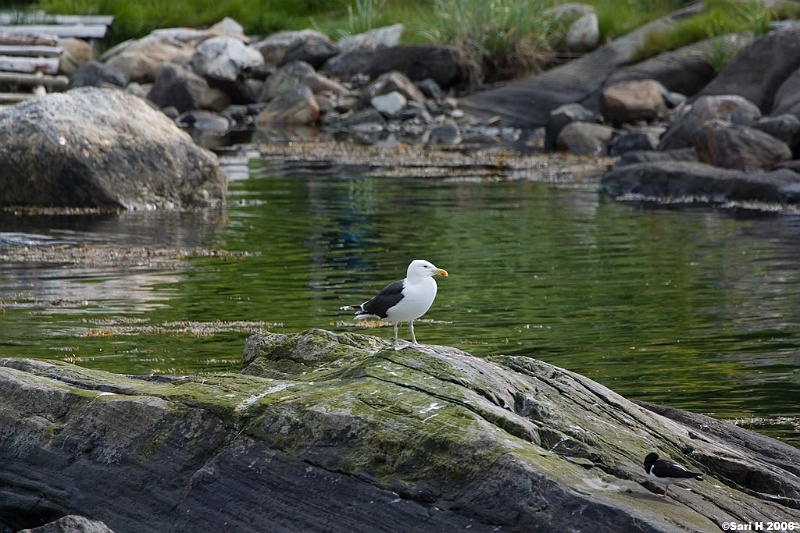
[434,268,449,277]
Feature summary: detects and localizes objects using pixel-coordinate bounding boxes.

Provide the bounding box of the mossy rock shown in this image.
[0,330,798,532]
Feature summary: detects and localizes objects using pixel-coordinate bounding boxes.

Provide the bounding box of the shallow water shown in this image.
[1,152,798,446]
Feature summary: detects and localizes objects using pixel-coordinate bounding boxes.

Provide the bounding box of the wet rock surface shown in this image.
[601,160,800,205]
[1,330,797,532]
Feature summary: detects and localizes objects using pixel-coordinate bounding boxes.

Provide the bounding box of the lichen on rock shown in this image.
[0,330,798,532]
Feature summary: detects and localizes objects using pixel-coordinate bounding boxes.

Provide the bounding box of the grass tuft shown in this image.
[632,0,792,63]
[417,0,558,87]
[591,0,685,41]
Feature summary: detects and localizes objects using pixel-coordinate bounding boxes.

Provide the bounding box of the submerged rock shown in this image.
[1,329,797,532]
[0,87,227,210]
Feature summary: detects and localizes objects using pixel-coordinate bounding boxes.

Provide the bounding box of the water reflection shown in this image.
[0,155,798,446]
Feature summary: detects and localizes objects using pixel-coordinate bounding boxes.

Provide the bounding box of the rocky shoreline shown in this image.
[2,330,798,532]
[3,6,800,210]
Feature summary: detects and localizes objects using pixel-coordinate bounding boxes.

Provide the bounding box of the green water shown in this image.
[1,155,798,446]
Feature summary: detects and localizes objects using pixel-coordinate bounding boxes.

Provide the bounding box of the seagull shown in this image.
[341,260,448,349]
[644,452,703,498]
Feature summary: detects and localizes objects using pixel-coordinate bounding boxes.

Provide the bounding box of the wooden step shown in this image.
[0,24,109,39]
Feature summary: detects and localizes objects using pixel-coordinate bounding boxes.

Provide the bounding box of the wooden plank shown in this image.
[0,13,114,26]
[0,33,59,46]
[0,55,59,74]
[0,24,108,39]
[0,92,39,104]
[0,45,62,57]
[0,71,68,88]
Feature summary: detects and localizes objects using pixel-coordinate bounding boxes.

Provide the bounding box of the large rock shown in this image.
[699,23,800,113]
[101,34,198,83]
[280,35,339,70]
[251,29,337,69]
[338,23,404,53]
[0,88,227,210]
[20,515,115,533]
[602,160,800,204]
[754,114,800,155]
[608,127,664,156]
[206,17,248,41]
[658,94,762,150]
[605,36,743,97]
[1,329,798,532]
[600,79,668,124]
[772,68,800,116]
[370,91,407,117]
[255,85,320,126]
[556,121,615,155]
[191,36,265,82]
[147,62,211,113]
[694,119,792,170]
[258,61,349,102]
[67,60,128,90]
[58,38,93,75]
[359,70,426,108]
[565,12,600,53]
[544,102,602,150]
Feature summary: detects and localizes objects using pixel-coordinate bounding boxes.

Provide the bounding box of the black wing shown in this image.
[653,459,702,480]
[358,280,405,318]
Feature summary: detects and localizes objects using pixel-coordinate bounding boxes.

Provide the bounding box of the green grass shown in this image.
[15,0,800,51]
[11,0,800,84]
[31,0,353,42]
[414,0,560,86]
[419,0,555,55]
[631,0,800,63]
[585,0,686,41]
[19,0,563,86]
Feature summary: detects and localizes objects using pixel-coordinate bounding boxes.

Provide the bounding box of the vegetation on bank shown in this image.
[632,0,800,63]
[8,0,800,78]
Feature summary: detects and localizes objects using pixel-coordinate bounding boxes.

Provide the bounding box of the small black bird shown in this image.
[643,452,703,497]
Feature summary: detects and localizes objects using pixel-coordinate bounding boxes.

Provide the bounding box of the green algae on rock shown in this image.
[0,330,798,532]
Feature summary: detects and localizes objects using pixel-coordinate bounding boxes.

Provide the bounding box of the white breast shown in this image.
[385,277,437,322]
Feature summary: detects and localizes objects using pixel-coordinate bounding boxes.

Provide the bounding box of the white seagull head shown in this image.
[407,260,448,280]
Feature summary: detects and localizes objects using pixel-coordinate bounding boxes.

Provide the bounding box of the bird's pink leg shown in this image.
[409,321,419,345]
